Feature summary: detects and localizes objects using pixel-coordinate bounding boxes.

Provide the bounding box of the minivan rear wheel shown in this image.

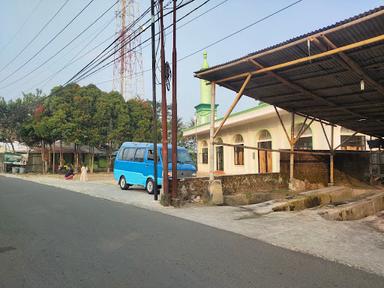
[145,178,155,194]
[119,176,129,190]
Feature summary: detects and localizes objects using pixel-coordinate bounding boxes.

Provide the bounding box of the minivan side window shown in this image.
[134,148,145,162]
[147,149,160,161]
[122,148,136,161]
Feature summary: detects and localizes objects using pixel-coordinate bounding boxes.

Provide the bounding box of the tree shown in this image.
[1,90,43,152]
[126,97,154,142]
[94,91,129,172]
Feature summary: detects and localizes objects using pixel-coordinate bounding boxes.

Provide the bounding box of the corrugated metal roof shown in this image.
[194,6,384,138]
[195,6,384,75]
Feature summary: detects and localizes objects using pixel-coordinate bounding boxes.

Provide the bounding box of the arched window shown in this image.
[216,137,223,145]
[340,127,366,150]
[294,123,312,150]
[233,134,244,165]
[201,140,208,164]
[257,130,272,173]
[216,138,224,171]
[258,130,272,142]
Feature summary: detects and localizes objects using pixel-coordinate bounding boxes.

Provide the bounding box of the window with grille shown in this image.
[234,145,244,165]
[202,148,208,164]
[233,134,244,165]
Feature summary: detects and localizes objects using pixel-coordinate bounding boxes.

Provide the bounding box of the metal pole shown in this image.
[151,0,159,200]
[159,0,169,196]
[330,125,334,185]
[209,82,216,181]
[289,112,295,182]
[171,0,177,200]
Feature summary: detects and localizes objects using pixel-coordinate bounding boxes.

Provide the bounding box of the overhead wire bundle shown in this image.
[1,0,304,96]
[65,0,198,85]
[0,0,120,90]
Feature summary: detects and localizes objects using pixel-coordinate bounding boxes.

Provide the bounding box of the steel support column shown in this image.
[330,125,334,185]
[290,112,295,182]
[209,82,216,181]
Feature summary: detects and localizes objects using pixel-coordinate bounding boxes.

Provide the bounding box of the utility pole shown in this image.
[171,0,178,201]
[159,0,169,198]
[151,0,159,200]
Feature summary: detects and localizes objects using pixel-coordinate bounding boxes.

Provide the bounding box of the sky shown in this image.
[0,0,383,123]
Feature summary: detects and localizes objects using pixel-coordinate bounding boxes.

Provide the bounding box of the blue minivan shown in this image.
[114,142,196,193]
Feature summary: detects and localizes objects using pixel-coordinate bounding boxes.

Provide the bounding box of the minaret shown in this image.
[195,51,218,126]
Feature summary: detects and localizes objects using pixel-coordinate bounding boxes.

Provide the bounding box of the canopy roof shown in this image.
[195,6,384,138]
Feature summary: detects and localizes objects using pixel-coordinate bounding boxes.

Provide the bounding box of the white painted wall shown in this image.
[190,109,369,175]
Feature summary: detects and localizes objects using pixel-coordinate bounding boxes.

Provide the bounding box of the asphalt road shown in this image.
[0,176,383,288]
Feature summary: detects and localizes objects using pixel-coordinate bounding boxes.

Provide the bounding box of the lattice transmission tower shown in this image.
[113,0,144,101]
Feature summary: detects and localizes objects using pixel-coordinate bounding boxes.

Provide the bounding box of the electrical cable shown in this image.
[27,11,120,92]
[68,0,197,84]
[88,0,220,85]
[178,0,303,61]
[64,4,154,85]
[94,0,303,85]
[0,0,96,86]
[0,0,70,74]
[0,0,119,90]
[0,0,44,56]
[69,0,197,84]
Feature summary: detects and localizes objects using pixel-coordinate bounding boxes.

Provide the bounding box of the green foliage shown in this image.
[0,90,44,150]
[1,84,189,157]
[126,97,155,142]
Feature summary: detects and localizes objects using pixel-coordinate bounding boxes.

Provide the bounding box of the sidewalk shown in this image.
[3,173,384,277]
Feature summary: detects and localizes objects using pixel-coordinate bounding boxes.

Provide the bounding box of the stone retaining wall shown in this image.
[176,173,286,206]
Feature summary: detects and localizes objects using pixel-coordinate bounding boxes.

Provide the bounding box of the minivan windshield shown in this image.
[167,149,194,164]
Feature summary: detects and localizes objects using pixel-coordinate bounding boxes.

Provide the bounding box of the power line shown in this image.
[64,4,154,86]
[80,0,220,85]
[28,13,119,92]
[26,3,152,93]
[179,0,303,61]
[0,0,119,90]
[28,0,183,97]
[0,0,70,74]
[0,0,44,56]
[68,0,197,85]
[94,0,303,85]
[67,0,197,84]
[0,0,96,86]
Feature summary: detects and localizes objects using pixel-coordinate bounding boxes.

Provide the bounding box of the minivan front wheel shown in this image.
[145,178,155,194]
[119,176,129,190]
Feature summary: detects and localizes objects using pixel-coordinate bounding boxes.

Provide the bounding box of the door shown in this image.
[216,146,224,171]
[145,147,162,184]
[258,141,272,173]
[133,148,146,186]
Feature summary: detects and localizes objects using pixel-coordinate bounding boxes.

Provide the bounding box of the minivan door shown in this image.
[145,148,162,184]
[133,148,146,186]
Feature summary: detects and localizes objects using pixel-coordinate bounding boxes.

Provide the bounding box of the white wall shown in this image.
[195,111,367,175]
